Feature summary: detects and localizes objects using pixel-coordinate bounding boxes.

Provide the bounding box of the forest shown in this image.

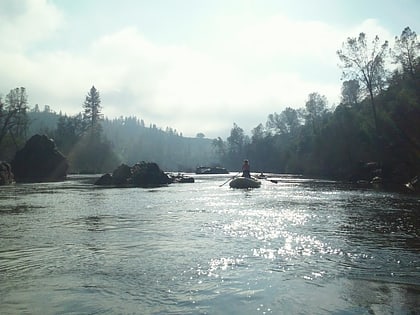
[2,94,219,173]
[0,27,419,185]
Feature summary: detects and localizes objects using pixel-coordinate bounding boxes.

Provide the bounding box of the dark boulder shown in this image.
[0,161,14,185]
[94,173,113,185]
[11,134,69,182]
[130,162,171,187]
[95,161,171,187]
[112,164,132,185]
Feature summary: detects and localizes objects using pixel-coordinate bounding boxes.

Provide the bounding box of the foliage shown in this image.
[24,109,220,173]
[393,27,420,77]
[266,107,300,135]
[83,86,103,134]
[0,87,28,160]
[67,132,118,173]
[303,92,328,135]
[1,27,418,187]
[216,27,419,184]
[337,32,389,135]
[101,117,219,171]
[27,105,59,137]
[341,79,362,106]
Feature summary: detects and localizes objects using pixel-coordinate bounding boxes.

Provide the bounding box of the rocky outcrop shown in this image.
[0,161,14,185]
[11,135,69,182]
[95,162,172,187]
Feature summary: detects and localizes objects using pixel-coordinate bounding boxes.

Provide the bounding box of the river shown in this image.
[0,174,419,314]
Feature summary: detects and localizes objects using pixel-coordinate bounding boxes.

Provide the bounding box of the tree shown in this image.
[393,26,420,77]
[266,112,283,134]
[251,123,265,142]
[212,137,226,160]
[0,87,28,151]
[249,123,276,172]
[60,86,119,173]
[267,107,301,135]
[226,123,248,167]
[304,92,327,134]
[280,107,300,134]
[337,32,389,135]
[341,79,362,107]
[83,86,103,133]
[54,113,85,155]
[227,123,245,153]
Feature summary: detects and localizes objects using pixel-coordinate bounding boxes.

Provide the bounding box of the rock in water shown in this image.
[130,162,171,187]
[95,161,171,187]
[0,161,14,185]
[11,134,69,182]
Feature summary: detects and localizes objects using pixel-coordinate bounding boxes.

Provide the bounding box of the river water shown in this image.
[0,174,419,314]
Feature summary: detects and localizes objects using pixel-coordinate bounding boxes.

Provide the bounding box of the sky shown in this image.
[1,0,419,138]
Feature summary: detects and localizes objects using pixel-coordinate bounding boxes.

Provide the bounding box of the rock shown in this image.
[0,161,14,185]
[112,164,132,185]
[95,161,171,187]
[94,173,113,185]
[11,134,69,182]
[169,173,195,183]
[130,162,171,187]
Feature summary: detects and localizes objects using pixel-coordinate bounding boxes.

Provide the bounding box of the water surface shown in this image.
[1,174,419,314]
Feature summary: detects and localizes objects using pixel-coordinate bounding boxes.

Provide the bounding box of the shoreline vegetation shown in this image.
[0,27,419,193]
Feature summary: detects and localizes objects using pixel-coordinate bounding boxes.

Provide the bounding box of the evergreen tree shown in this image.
[83,86,103,134]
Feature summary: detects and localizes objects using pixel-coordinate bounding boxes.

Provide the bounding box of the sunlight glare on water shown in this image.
[0,174,419,314]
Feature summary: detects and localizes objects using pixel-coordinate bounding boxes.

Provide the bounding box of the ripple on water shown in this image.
[0,176,419,314]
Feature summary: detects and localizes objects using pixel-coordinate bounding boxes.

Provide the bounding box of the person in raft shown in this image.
[242,159,251,178]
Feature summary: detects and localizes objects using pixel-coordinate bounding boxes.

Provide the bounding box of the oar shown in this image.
[256,173,278,184]
[219,172,241,187]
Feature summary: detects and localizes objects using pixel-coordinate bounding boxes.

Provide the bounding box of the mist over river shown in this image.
[1,174,419,314]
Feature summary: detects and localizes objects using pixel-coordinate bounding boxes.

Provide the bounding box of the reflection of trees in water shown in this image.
[338,192,420,313]
[82,189,108,232]
[345,279,420,314]
[340,193,420,251]
[0,204,43,215]
[82,215,110,255]
[85,215,107,232]
[78,190,110,256]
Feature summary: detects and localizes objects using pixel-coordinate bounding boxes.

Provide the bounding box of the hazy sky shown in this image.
[1,0,419,138]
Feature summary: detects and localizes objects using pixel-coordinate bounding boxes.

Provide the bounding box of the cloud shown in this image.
[0,1,397,138]
[0,0,62,52]
[349,18,395,42]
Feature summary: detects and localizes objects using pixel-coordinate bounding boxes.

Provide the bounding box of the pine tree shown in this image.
[83,86,103,134]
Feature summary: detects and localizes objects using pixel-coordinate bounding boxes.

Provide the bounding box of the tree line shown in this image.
[1,86,219,173]
[216,27,419,184]
[1,27,419,182]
